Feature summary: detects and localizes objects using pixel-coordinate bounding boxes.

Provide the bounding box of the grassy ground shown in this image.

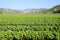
[0,13,60,40]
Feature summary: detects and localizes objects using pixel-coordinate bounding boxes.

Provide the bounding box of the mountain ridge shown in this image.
[0,5,60,14]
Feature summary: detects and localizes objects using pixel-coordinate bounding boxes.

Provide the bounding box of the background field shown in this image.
[0,13,60,40]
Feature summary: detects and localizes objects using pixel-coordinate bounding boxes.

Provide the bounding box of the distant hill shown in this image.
[21,8,47,13]
[51,5,60,13]
[0,8,47,14]
[0,8,21,14]
[0,5,60,14]
[47,5,60,13]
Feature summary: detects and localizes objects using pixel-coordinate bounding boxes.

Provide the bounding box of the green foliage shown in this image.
[0,14,60,40]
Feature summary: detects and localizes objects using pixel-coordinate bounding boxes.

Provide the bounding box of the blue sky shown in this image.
[0,0,60,10]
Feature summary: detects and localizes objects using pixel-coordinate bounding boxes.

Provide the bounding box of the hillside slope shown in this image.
[48,5,60,13]
[0,5,60,14]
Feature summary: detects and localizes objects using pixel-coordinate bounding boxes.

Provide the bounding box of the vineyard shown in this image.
[0,14,60,40]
